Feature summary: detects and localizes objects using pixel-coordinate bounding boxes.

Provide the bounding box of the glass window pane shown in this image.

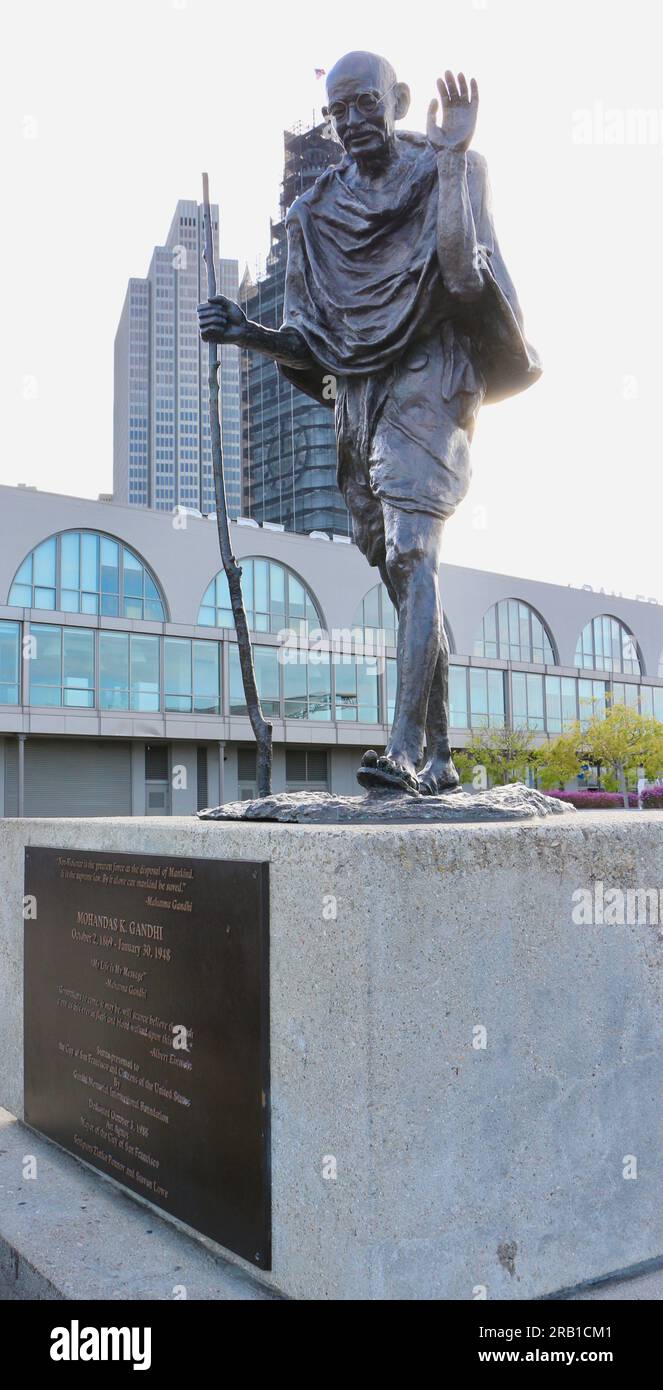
[288,573,305,625]
[33,538,56,588]
[193,641,219,713]
[526,673,544,729]
[123,548,143,598]
[0,622,20,704]
[60,532,80,591]
[363,586,380,632]
[100,594,119,617]
[229,644,245,713]
[9,583,32,606]
[0,622,19,683]
[640,686,653,717]
[229,644,279,715]
[212,571,231,621]
[100,538,119,594]
[470,669,488,726]
[488,670,505,725]
[308,653,332,720]
[478,604,496,658]
[335,657,357,721]
[239,562,253,622]
[306,594,320,634]
[31,625,62,687]
[269,563,286,633]
[519,605,530,659]
[61,589,79,613]
[64,688,94,708]
[99,632,129,710]
[81,533,99,593]
[253,559,268,620]
[449,666,468,727]
[383,594,398,646]
[578,679,593,724]
[13,557,32,585]
[130,634,159,711]
[356,659,379,723]
[165,638,191,698]
[63,628,94,692]
[31,686,61,707]
[545,675,561,732]
[386,657,397,723]
[562,678,577,727]
[81,592,98,614]
[512,671,527,727]
[255,645,279,713]
[34,587,56,610]
[284,658,308,718]
[165,694,192,713]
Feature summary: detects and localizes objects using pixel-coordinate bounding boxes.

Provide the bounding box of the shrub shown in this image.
[545,789,638,809]
[641,784,663,809]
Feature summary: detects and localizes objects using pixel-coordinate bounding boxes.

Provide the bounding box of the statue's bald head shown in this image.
[325,50,410,167]
[326,50,397,95]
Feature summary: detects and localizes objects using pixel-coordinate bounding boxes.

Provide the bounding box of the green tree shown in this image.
[452,749,480,787]
[466,726,538,787]
[536,728,583,790]
[580,704,663,808]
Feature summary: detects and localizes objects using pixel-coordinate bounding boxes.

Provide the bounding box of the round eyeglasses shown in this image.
[322,81,397,124]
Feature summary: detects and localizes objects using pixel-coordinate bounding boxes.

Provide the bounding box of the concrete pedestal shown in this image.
[2,813,663,1300]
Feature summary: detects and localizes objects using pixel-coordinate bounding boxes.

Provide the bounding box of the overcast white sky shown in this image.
[2,0,662,600]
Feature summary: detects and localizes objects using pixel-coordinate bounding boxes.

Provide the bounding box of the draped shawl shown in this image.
[279,133,541,407]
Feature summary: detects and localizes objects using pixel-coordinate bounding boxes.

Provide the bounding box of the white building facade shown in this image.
[1,484,662,817]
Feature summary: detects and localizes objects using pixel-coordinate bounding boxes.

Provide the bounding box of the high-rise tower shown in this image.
[239,124,349,536]
[114,202,242,518]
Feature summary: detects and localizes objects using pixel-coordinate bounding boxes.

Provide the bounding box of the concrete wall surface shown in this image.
[1,813,663,1300]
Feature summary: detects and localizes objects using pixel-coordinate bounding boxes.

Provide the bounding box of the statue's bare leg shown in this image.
[418,638,460,794]
[373,556,458,796]
[358,506,445,792]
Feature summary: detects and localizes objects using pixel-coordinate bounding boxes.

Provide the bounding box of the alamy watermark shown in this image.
[573,102,663,150]
[571,880,663,926]
[276,627,387,675]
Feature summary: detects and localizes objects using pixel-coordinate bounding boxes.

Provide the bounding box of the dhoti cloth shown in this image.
[336,321,484,564]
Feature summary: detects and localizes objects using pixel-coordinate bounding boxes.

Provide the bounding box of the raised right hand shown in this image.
[427,71,479,155]
[197,294,247,345]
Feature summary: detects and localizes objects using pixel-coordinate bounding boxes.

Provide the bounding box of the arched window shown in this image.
[352,583,398,647]
[8,531,166,621]
[474,599,556,664]
[198,558,324,636]
[575,615,641,675]
[352,583,455,652]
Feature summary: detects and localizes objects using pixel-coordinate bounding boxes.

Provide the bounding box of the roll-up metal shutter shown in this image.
[4,739,132,817]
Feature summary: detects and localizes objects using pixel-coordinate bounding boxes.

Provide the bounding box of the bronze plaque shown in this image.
[24,847,270,1268]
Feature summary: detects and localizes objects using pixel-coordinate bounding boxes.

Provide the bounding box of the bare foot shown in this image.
[418,753,460,796]
[358,748,420,795]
